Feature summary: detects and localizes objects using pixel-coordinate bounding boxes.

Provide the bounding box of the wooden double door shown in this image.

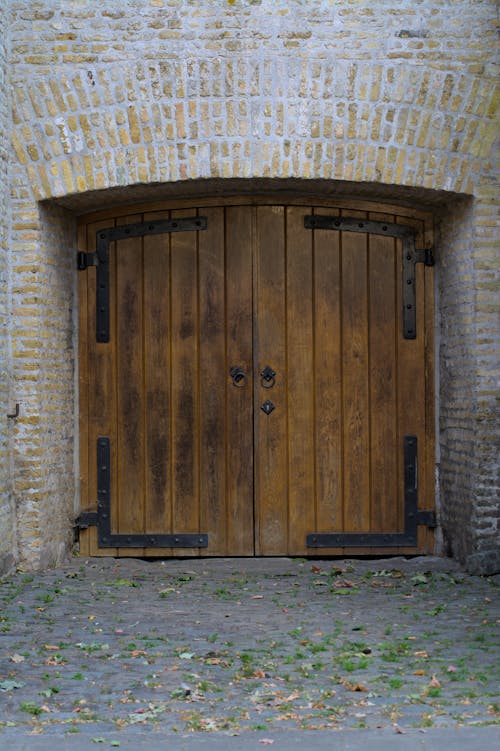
[78,201,435,557]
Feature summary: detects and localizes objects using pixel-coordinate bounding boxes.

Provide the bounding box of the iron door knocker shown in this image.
[260,366,276,389]
[230,366,247,387]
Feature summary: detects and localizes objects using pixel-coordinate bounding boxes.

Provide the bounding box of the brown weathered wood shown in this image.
[313,207,343,538]
[341,210,370,534]
[86,218,118,557]
[78,199,435,558]
[115,214,145,556]
[368,212,399,535]
[198,207,228,554]
[254,206,288,555]
[286,206,315,554]
[395,216,427,555]
[226,206,255,555]
[142,211,173,557]
[79,196,434,230]
[169,209,201,557]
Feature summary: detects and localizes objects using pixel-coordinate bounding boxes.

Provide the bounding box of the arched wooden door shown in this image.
[77,201,435,557]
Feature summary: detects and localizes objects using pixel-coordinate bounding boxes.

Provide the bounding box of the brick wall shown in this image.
[3,0,499,572]
[0,0,16,575]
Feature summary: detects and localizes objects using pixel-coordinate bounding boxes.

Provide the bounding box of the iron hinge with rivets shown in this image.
[77,251,98,270]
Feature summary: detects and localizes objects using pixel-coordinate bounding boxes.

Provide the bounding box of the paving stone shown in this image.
[0,556,498,747]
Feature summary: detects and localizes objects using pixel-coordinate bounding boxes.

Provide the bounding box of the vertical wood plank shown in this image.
[115,214,145,556]
[198,207,228,554]
[254,205,288,555]
[143,211,172,556]
[170,208,200,555]
[396,217,427,554]
[368,213,399,534]
[313,207,343,538]
[286,206,315,554]
[226,206,255,555]
[341,210,370,533]
[86,219,118,557]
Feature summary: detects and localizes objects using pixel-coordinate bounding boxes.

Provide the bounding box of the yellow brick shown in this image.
[12,130,29,165]
[119,128,130,146]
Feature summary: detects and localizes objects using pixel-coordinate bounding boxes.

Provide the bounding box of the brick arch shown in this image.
[11,59,498,201]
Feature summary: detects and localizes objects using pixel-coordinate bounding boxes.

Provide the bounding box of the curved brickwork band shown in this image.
[1,0,499,572]
[10,57,498,201]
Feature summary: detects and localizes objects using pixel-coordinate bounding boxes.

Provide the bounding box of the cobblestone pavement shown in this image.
[0,556,498,747]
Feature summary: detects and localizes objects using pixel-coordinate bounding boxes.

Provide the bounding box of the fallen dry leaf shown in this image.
[332,578,359,589]
[253,669,268,679]
[10,654,25,663]
[429,674,441,687]
[414,669,426,676]
[339,677,367,692]
[259,740,274,745]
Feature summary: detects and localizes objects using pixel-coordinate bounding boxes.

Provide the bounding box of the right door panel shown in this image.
[253,205,434,555]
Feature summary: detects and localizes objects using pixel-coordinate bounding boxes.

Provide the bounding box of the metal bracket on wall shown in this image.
[75,437,209,549]
[306,436,436,548]
[304,216,434,340]
[77,216,208,343]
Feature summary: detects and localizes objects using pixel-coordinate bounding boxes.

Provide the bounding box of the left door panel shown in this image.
[78,207,254,556]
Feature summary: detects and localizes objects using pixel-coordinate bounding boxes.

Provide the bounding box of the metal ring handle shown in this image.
[260,366,276,389]
[230,366,246,388]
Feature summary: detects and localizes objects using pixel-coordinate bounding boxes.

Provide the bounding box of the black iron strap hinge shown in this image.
[414,249,435,267]
[75,437,209,549]
[416,509,437,528]
[84,216,207,343]
[77,251,98,270]
[304,215,434,339]
[76,510,99,529]
[306,436,436,548]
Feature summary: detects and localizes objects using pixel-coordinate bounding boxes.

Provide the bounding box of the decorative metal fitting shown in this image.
[260,366,276,388]
[261,399,275,415]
